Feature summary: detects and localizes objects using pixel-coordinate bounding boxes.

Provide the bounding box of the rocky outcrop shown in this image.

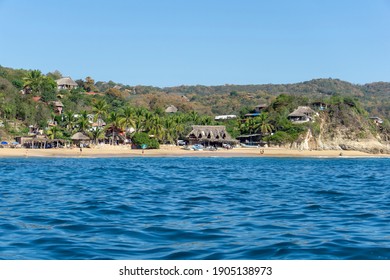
[291,128,390,154]
[290,105,390,154]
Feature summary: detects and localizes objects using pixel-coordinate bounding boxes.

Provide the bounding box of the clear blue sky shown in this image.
[1,0,389,87]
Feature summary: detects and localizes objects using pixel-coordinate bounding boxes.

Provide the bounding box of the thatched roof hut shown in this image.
[186,125,238,146]
[165,105,178,113]
[255,104,268,112]
[71,132,90,141]
[71,132,90,147]
[15,135,65,148]
[288,106,317,123]
[56,77,78,90]
[53,101,63,107]
[288,106,316,117]
[52,100,64,114]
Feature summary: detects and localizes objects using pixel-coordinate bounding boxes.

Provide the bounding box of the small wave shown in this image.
[352,213,377,219]
[315,190,345,196]
[162,250,201,260]
[305,204,322,210]
[188,195,213,201]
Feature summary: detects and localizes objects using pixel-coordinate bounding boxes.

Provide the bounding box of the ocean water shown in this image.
[0,157,389,260]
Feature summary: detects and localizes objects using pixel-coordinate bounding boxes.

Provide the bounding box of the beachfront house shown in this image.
[288,106,317,123]
[186,125,238,147]
[236,134,265,146]
[15,135,65,149]
[56,77,78,90]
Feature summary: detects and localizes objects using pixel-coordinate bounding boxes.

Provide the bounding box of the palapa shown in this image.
[56,77,78,87]
[53,101,64,107]
[56,77,78,90]
[165,105,178,113]
[186,125,238,145]
[288,106,316,118]
[71,132,90,140]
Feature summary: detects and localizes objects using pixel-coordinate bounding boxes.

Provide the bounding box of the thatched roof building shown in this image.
[236,134,264,146]
[165,105,178,113]
[288,106,317,123]
[53,101,63,107]
[71,132,90,141]
[255,104,268,112]
[186,125,238,146]
[56,77,78,90]
[15,135,65,149]
[52,100,64,114]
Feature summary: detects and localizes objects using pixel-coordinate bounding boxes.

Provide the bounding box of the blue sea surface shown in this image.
[0,157,389,260]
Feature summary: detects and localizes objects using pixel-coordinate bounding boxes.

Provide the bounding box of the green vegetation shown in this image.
[131,132,160,149]
[0,64,388,147]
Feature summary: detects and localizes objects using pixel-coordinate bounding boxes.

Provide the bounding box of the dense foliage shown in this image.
[0,65,389,147]
[131,132,160,149]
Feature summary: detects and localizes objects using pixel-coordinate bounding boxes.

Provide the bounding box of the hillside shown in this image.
[161,79,390,117]
[0,64,389,153]
[290,100,390,154]
[163,78,366,97]
[2,64,389,117]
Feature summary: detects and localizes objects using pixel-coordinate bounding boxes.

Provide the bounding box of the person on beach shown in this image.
[80,143,83,153]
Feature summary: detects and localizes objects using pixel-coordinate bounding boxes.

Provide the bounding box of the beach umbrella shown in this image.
[1,141,8,145]
[71,132,90,141]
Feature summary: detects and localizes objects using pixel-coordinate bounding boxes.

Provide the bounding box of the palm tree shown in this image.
[92,99,108,127]
[240,118,256,134]
[63,111,77,133]
[254,113,274,135]
[135,107,149,118]
[46,125,62,140]
[146,115,164,141]
[198,115,213,125]
[188,111,200,123]
[120,106,135,137]
[172,117,185,143]
[132,114,145,133]
[162,117,176,144]
[22,70,56,98]
[23,70,44,95]
[106,111,123,145]
[77,111,91,133]
[169,115,186,142]
[88,127,105,145]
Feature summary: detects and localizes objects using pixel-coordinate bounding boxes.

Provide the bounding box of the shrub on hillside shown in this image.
[264,131,296,145]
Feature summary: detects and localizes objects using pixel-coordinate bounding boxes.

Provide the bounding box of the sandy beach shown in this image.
[0,145,389,158]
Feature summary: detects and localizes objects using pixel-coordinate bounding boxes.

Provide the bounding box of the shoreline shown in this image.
[1,145,389,158]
